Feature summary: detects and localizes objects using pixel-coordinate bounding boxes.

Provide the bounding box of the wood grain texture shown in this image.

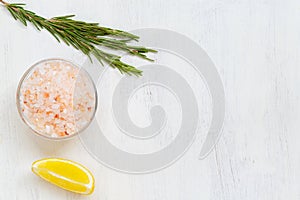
[0,0,300,199]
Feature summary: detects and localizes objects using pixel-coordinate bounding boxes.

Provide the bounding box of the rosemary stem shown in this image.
[0,1,155,76]
[0,0,7,5]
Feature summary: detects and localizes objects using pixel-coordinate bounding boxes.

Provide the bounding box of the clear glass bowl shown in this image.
[16,58,98,140]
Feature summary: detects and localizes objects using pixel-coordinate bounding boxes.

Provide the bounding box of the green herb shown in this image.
[0,0,156,76]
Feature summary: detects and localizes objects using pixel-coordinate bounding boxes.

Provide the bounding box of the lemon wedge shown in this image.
[32,158,95,195]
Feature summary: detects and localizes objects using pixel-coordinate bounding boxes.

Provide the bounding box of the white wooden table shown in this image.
[1,0,300,199]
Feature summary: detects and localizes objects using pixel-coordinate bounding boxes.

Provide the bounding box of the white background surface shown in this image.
[0,0,300,199]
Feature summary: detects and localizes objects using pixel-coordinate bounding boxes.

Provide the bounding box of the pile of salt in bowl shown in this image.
[17,59,97,139]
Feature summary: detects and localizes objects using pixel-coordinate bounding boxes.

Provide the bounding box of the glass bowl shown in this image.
[16,58,98,140]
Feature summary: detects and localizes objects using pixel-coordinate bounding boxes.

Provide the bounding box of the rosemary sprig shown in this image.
[0,0,156,76]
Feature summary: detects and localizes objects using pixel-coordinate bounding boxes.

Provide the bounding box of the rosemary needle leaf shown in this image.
[1,1,156,76]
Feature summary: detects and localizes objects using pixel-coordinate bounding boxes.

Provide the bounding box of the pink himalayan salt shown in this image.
[18,59,96,138]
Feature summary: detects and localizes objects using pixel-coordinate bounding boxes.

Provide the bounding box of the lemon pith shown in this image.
[32,158,95,195]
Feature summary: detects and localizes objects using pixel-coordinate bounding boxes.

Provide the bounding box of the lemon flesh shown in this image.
[32,158,95,195]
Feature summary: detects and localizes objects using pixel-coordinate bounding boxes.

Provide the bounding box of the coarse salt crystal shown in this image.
[18,59,96,138]
[45,125,51,133]
[52,104,60,110]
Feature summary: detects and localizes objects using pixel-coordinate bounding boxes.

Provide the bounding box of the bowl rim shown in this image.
[16,58,98,141]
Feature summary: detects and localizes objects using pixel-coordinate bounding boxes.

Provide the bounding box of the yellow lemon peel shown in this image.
[32,158,95,195]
